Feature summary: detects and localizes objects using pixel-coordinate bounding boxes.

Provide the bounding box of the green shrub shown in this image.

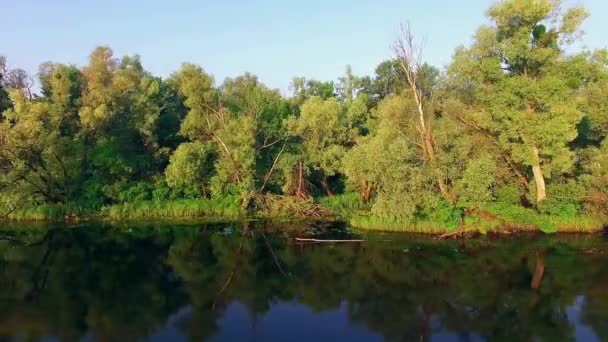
[117,181,154,202]
[424,202,463,232]
[317,193,370,217]
[495,185,521,205]
[537,181,584,216]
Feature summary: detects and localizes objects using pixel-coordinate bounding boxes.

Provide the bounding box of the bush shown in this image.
[117,181,154,202]
[423,202,463,232]
[495,185,521,205]
[317,193,370,218]
[537,181,584,216]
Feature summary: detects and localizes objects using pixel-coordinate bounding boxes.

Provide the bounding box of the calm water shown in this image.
[0,221,606,342]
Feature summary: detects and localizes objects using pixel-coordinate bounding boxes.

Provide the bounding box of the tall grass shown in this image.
[548,216,605,233]
[100,197,244,220]
[7,203,95,222]
[317,193,371,218]
[350,204,606,234]
[484,203,605,233]
[349,215,449,234]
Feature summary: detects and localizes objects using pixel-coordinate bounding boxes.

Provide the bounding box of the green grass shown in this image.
[462,215,502,233]
[317,193,371,218]
[483,203,605,233]
[350,204,606,234]
[548,215,605,233]
[100,197,245,220]
[349,215,450,234]
[4,196,606,235]
[7,203,95,222]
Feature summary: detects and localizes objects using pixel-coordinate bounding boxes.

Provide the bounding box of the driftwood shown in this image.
[295,237,366,243]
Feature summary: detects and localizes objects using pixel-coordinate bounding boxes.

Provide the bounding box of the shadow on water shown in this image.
[0,221,606,341]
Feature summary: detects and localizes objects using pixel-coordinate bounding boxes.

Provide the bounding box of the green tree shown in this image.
[0,56,12,113]
[165,141,215,198]
[288,96,346,197]
[448,0,590,204]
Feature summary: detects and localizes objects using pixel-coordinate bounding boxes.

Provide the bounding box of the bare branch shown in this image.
[393,21,426,131]
[259,137,288,193]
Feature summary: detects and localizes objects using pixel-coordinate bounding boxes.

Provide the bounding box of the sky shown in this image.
[2,0,607,94]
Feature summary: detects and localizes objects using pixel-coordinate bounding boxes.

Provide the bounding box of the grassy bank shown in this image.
[6,197,245,222]
[100,197,244,220]
[349,216,450,234]
[317,193,371,218]
[349,204,606,234]
[4,196,606,235]
[7,203,96,222]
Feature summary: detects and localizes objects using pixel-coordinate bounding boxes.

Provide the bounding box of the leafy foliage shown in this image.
[0,0,607,232]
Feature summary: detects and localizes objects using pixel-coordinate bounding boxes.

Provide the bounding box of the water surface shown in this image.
[0,221,606,341]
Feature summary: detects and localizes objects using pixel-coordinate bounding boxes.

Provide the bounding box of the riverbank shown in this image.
[3,194,606,235]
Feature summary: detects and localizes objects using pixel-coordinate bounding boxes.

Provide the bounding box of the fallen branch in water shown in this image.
[295,237,366,243]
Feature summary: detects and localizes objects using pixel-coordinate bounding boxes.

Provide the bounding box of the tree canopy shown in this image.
[1,0,607,229]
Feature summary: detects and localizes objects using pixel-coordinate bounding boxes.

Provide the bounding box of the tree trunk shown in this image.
[201,183,208,200]
[295,160,308,200]
[361,183,372,202]
[531,147,546,203]
[321,175,334,197]
[424,130,451,202]
[297,160,303,198]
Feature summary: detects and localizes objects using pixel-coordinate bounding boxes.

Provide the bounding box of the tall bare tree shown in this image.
[393,23,451,201]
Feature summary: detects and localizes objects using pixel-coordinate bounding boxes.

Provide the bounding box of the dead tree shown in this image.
[393,22,451,202]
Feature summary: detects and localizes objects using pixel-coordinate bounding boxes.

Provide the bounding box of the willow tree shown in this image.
[165,141,215,199]
[287,96,346,197]
[0,56,12,114]
[0,89,80,207]
[168,64,251,199]
[79,46,117,133]
[448,0,589,203]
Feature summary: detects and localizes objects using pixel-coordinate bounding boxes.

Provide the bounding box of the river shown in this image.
[0,221,606,341]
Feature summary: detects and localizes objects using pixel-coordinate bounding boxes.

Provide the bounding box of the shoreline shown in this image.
[2,205,605,236]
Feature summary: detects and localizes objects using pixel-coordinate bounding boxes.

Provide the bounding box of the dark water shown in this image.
[0,221,606,342]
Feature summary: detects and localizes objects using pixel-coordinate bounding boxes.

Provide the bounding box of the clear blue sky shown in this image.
[3,0,607,93]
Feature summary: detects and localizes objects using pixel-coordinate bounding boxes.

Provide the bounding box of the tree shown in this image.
[290,77,336,107]
[0,56,12,113]
[171,66,285,203]
[0,89,80,205]
[165,141,215,199]
[447,0,590,204]
[394,23,452,201]
[343,95,445,220]
[79,46,117,133]
[287,96,346,197]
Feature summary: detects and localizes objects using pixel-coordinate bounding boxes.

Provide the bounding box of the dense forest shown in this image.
[1,0,607,232]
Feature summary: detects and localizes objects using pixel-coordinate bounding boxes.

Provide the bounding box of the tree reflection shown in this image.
[0,223,605,341]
